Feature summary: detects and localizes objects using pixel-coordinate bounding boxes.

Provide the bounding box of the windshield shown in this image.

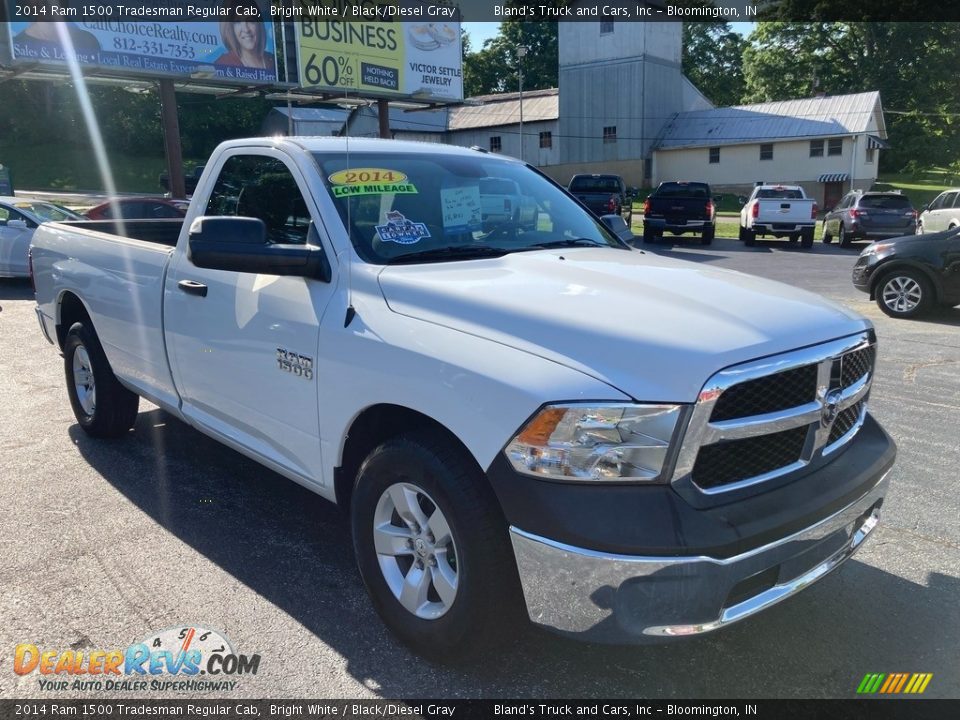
[13,202,82,222]
[314,152,625,264]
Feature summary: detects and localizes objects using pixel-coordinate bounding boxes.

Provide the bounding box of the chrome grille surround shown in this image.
[673,332,875,495]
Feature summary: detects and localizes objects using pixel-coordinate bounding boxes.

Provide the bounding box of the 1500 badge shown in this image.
[277,348,314,380]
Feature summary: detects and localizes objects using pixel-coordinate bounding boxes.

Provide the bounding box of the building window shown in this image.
[760,143,773,161]
[809,140,824,157]
[709,147,720,164]
[828,138,843,156]
[600,22,614,34]
[865,147,875,164]
[539,131,552,149]
[489,136,501,153]
[603,126,617,144]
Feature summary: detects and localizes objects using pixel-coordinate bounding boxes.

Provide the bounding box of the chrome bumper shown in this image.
[509,471,888,643]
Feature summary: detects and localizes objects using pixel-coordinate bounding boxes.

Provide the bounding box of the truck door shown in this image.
[164,150,336,486]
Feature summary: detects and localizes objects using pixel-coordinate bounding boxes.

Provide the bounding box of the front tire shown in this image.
[839,225,852,248]
[351,430,523,660]
[64,322,139,438]
[822,223,833,243]
[876,269,933,319]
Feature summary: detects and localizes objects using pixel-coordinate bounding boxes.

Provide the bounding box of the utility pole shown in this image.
[517,46,528,162]
[159,80,186,200]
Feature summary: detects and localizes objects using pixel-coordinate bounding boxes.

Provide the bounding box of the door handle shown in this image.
[177,279,208,297]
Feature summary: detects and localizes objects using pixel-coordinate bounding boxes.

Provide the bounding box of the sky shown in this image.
[461,22,757,52]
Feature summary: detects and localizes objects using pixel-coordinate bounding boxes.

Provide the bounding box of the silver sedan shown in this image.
[0,198,83,277]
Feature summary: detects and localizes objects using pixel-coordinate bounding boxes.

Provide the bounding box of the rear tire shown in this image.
[800,228,815,249]
[739,226,756,246]
[64,322,139,438]
[875,269,933,319]
[701,226,714,245]
[642,226,657,244]
[788,234,799,243]
[351,430,523,661]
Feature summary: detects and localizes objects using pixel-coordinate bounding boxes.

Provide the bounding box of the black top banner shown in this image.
[1,700,959,720]
[3,0,960,23]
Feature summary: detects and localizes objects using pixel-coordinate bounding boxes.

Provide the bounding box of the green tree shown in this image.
[682,22,747,107]
[742,23,960,171]
[462,22,558,97]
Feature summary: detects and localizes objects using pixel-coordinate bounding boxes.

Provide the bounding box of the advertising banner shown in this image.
[296,19,463,102]
[5,6,278,84]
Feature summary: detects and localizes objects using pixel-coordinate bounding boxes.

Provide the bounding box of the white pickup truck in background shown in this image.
[739,184,819,248]
[31,138,894,659]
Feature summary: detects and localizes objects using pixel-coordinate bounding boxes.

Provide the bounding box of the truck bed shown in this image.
[61,218,184,247]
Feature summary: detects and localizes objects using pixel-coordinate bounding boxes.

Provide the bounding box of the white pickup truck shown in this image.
[739,184,819,248]
[32,138,895,658]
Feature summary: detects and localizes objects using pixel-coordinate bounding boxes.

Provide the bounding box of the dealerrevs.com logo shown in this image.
[14,626,261,692]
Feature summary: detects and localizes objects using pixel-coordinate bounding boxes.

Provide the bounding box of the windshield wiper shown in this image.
[389,245,512,264]
[528,238,606,249]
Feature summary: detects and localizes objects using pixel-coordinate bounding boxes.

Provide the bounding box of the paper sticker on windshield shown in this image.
[375,211,431,245]
[441,186,482,233]
[329,168,416,197]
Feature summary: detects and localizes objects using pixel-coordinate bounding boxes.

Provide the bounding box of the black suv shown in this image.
[822,191,916,247]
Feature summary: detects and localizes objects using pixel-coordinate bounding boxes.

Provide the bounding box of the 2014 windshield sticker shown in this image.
[329,168,417,198]
[375,211,431,245]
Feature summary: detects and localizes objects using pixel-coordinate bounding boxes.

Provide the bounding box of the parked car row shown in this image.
[1,196,187,278]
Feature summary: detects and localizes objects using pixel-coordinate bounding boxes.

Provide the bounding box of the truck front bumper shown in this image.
[494,415,894,643]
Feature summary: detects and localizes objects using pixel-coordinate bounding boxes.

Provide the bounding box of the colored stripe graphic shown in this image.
[857,673,932,694]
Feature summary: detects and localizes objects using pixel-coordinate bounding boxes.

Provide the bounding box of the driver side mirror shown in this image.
[737,196,747,206]
[6,219,29,229]
[188,216,330,281]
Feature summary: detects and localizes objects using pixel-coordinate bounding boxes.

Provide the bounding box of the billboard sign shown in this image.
[296,20,463,102]
[5,11,278,84]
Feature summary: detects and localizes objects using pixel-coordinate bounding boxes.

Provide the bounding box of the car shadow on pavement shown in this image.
[0,278,33,301]
[70,411,960,698]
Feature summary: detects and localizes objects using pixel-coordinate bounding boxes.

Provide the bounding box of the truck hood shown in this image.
[377,248,870,402]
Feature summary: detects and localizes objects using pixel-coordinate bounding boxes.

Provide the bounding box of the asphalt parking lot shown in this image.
[1,236,958,700]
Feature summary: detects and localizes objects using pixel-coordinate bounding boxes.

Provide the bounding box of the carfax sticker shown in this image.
[375,211,431,245]
[328,168,417,197]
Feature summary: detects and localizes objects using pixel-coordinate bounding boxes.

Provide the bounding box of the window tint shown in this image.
[949,192,960,209]
[757,188,803,199]
[479,179,518,195]
[148,203,185,218]
[118,202,145,219]
[569,176,621,192]
[858,195,912,210]
[656,182,710,199]
[0,206,10,222]
[205,155,312,245]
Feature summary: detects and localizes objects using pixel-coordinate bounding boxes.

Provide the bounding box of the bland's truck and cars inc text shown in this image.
[31,138,895,659]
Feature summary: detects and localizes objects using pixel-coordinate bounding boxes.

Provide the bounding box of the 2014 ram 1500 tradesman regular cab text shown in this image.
[32,138,895,659]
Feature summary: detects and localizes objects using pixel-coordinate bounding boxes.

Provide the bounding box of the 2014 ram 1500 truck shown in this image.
[32,138,895,659]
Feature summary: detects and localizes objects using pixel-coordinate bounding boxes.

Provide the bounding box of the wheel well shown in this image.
[334,405,480,512]
[56,292,92,349]
[870,263,940,302]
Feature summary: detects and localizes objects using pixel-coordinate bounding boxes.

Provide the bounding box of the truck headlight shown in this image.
[505,403,683,482]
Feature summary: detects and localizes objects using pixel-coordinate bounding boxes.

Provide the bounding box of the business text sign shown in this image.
[296,18,463,102]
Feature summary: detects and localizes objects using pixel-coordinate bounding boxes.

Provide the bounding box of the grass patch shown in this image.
[0,143,203,194]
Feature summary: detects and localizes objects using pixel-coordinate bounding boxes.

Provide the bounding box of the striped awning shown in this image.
[867,135,890,149]
[819,173,849,183]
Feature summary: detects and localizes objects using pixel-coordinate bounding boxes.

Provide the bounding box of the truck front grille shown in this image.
[673,333,876,495]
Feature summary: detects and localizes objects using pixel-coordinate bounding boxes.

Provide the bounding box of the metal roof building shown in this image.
[656,92,887,150]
